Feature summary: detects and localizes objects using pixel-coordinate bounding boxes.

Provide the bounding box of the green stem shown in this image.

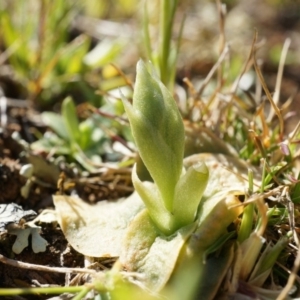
[143,2,153,63]
[72,287,93,300]
[248,169,254,194]
[261,158,266,193]
[238,169,255,243]
[0,286,86,296]
[159,0,178,86]
[169,13,185,91]
[238,203,254,243]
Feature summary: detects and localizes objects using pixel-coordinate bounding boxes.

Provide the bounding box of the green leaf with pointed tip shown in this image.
[61,96,80,144]
[248,235,290,286]
[183,153,261,201]
[173,163,209,229]
[239,232,265,281]
[132,165,175,235]
[41,112,69,141]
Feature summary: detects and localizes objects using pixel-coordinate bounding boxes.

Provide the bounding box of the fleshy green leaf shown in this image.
[61,96,80,144]
[132,164,175,235]
[173,162,209,229]
[183,153,261,200]
[41,112,69,141]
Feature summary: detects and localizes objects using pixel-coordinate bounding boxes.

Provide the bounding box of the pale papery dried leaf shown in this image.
[53,191,145,257]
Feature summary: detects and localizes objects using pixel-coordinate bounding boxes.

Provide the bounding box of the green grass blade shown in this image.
[61,96,81,144]
[159,0,178,87]
[238,203,254,243]
[142,1,153,63]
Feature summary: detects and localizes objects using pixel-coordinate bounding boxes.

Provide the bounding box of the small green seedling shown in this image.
[31,97,108,172]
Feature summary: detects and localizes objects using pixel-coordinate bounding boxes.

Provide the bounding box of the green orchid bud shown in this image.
[122,60,185,212]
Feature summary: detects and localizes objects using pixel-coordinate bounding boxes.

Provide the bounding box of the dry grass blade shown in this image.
[288,120,300,141]
[253,47,284,139]
[277,187,300,300]
[277,236,300,299]
[229,34,255,96]
[110,63,134,90]
[182,77,197,98]
[221,32,257,132]
[236,186,285,206]
[255,102,270,143]
[217,0,226,89]
[197,44,229,97]
[267,38,291,122]
[255,196,268,237]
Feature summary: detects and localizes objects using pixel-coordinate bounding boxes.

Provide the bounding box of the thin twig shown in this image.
[0,254,97,274]
[228,31,257,99]
[231,186,285,207]
[276,261,300,285]
[0,94,8,129]
[276,187,300,300]
[110,63,134,90]
[197,44,229,97]
[216,0,226,90]
[277,241,300,300]
[288,120,300,141]
[253,44,284,140]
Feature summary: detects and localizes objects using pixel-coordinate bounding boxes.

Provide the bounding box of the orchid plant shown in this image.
[50,59,288,299]
[121,60,209,235]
